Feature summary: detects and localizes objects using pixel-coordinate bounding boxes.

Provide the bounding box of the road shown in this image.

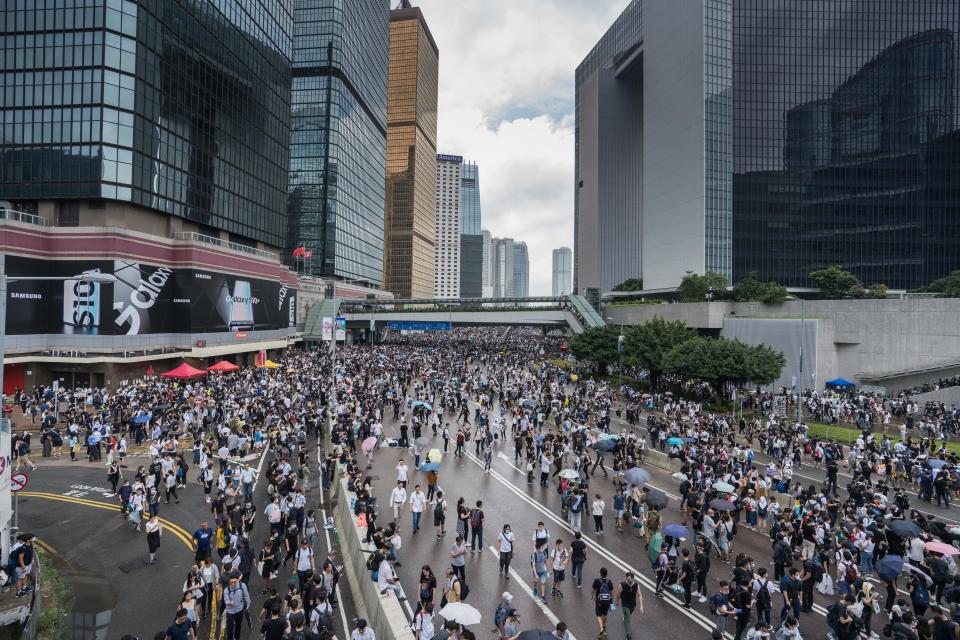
[20,443,356,639]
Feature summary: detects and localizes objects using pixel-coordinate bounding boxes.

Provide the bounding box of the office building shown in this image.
[287,0,390,285]
[460,161,481,235]
[480,229,494,297]
[513,241,530,298]
[0,0,300,388]
[383,3,439,298]
[492,237,515,297]
[458,160,483,297]
[434,154,462,297]
[575,0,960,292]
[552,247,573,295]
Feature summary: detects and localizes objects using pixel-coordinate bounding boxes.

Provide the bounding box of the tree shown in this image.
[677,272,728,302]
[568,326,620,373]
[918,270,960,297]
[865,283,888,299]
[733,271,788,305]
[612,278,644,292]
[809,265,862,299]
[663,336,785,397]
[623,317,694,389]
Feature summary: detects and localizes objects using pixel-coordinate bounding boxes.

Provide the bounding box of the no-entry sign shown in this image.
[10,473,28,493]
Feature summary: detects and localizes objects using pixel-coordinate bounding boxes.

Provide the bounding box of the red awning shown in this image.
[159,363,207,379]
[207,360,240,372]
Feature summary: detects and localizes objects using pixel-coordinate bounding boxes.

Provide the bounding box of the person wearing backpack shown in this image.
[433,491,447,540]
[413,601,436,640]
[825,594,855,640]
[591,567,615,639]
[752,567,774,626]
[568,491,584,533]
[908,572,931,617]
[778,568,801,625]
[470,501,485,552]
[709,581,733,635]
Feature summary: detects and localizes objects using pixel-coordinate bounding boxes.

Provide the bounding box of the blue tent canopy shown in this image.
[826,377,856,388]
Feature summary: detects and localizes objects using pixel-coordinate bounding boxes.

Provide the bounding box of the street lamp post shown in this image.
[607,317,624,388]
[0,271,115,563]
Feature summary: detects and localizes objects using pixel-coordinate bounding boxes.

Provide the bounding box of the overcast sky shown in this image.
[415,0,626,295]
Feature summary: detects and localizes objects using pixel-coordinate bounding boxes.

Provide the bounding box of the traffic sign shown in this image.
[10,473,28,493]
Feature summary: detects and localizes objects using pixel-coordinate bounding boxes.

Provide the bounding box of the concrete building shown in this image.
[383,3,439,299]
[575,0,960,293]
[481,229,494,297]
[287,0,390,284]
[434,154,462,298]
[0,0,299,389]
[552,247,573,296]
[492,237,515,297]
[513,241,530,298]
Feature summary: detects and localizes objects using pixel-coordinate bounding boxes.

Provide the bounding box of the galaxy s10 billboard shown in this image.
[5,256,296,336]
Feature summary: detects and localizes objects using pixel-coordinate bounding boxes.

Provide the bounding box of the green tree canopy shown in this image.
[568,326,620,372]
[809,265,863,299]
[732,271,788,305]
[623,317,694,389]
[612,278,644,292]
[677,272,728,302]
[663,336,785,396]
[918,270,960,297]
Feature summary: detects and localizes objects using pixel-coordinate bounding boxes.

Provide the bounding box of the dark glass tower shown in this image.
[287,0,389,284]
[0,0,294,248]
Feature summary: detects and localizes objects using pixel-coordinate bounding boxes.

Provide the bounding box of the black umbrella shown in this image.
[888,519,922,538]
[518,631,555,640]
[709,498,736,511]
[645,490,668,510]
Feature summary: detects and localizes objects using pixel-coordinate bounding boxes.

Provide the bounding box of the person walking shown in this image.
[469,501,485,551]
[679,548,695,608]
[145,513,161,564]
[410,484,427,534]
[550,539,568,598]
[617,572,642,640]
[433,491,447,539]
[592,494,605,534]
[570,532,587,589]
[531,543,549,604]
[391,481,408,525]
[450,535,467,585]
[497,525,515,578]
[222,574,251,640]
[591,567,614,638]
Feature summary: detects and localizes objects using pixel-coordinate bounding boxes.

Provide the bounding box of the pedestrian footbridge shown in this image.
[303,295,605,339]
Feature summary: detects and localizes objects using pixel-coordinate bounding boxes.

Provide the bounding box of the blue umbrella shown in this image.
[623,467,651,486]
[928,459,948,470]
[682,437,698,444]
[662,524,690,539]
[412,401,432,411]
[420,462,440,472]
[877,554,904,582]
[131,414,151,424]
[591,439,616,452]
[666,437,684,446]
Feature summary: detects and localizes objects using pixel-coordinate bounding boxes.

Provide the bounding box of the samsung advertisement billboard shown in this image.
[6,256,296,336]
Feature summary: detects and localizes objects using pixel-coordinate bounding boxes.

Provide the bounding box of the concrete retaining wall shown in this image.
[334,477,416,640]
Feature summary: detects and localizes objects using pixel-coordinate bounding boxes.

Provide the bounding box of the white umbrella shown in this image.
[558,469,580,480]
[438,602,482,625]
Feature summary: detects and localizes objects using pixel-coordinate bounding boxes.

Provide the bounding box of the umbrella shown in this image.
[131,414,151,424]
[924,541,959,556]
[591,439,616,452]
[412,401,433,410]
[257,359,281,369]
[666,437,684,446]
[438,602,481,626]
[903,562,934,586]
[623,468,651,486]
[889,520,923,538]
[159,363,207,379]
[517,631,555,640]
[645,490,668,510]
[647,532,663,566]
[420,463,440,472]
[207,360,240,372]
[360,437,377,453]
[928,459,948,470]
[682,437,698,444]
[662,524,690,539]
[427,449,443,463]
[710,498,736,511]
[876,555,904,582]
[558,469,580,480]
[521,399,537,408]
[713,481,736,493]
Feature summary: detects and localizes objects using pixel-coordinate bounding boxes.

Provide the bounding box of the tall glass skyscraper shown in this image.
[512,241,529,298]
[287,0,389,284]
[1,0,294,248]
[460,161,481,235]
[577,0,960,291]
[458,160,482,296]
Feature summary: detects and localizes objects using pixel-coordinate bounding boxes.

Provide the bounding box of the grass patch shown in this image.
[36,550,73,640]
[805,421,960,455]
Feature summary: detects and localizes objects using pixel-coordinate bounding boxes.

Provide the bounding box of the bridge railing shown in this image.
[340,295,570,311]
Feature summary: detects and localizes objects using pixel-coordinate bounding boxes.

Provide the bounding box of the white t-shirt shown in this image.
[410,491,427,513]
[295,546,313,571]
[414,610,434,640]
[592,500,605,516]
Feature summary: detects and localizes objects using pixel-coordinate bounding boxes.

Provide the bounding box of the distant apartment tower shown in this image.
[288,0,389,284]
[383,3,440,298]
[459,161,483,297]
[480,229,494,297]
[552,247,573,295]
[513,241,530,297]
[492,237,515,297]
[434,154,462,297]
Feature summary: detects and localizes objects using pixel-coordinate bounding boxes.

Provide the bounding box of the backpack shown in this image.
[756,580,771,609]
[709,592,724,615]
[455,578,470,601]
[914,578,930,606]
[844,563,859,585]
[434,501,444,520]
[597,579,613,603]
[470,509,482,529]
[571,496,583,514]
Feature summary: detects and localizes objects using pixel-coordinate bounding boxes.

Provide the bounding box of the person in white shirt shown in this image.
[352,619,376,640]
[294,539,315,590]
[550,539,568,597]
[498,524,515,576]
[591,494,605,534]
[413,601,435,640]
[409,485,427,534]
[390,482,408,524]
[396,460,409,487]
[378,556,406,601]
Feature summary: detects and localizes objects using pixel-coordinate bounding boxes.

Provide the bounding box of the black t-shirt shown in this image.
[620,581,639,608]
[593,578,614,604]
[166,620,192,640]
[261,618,287,640]
[571,540,587,562]
[802,559,817,583]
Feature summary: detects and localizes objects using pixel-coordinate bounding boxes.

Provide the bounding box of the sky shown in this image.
[415,0,627,295]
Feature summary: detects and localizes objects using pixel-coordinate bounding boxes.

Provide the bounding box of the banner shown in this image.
[5,256,296,336]
[335,316,346,341]
[321,317,333,341]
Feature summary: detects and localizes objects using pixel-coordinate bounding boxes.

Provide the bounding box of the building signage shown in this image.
[436,154,463,163]
[5,256,296,336]
[335,316,346,341]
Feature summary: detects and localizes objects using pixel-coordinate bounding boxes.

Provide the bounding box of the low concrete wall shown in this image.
[334,477,416,640]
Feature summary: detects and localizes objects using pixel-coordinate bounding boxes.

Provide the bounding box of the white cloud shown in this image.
[416,0,627,295]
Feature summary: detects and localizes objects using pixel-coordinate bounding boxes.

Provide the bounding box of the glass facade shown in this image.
[1,0,294,248]
[512,241,529,297]
[287,0,389,284]
[383,6,438,299]
[704,0,732,282]
[460,160,480,235]
[732,0,960,289]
